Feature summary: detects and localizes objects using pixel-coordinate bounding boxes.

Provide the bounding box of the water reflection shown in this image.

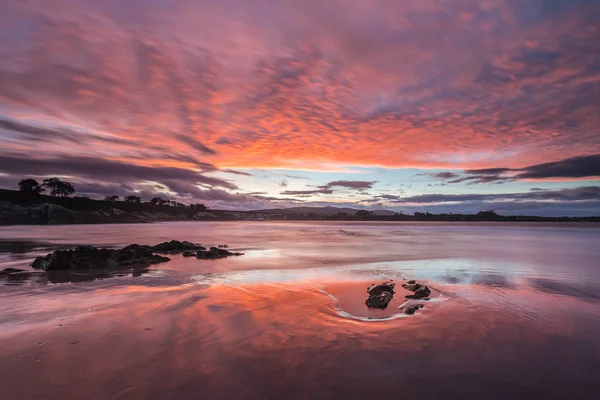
[0,222,599,399]
[0,267,152,285]
[0,277,599,399]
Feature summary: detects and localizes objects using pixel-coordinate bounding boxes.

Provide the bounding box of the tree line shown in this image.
[17,178,207,210]
[19,178,75,197]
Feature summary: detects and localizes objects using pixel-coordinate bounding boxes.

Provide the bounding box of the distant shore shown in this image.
[1,189,598,225]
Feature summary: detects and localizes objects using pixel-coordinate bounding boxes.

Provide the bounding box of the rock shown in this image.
[196,247,243,259]
[402,282,422,292]
[30,244,170,270]
[367,282,396,296]
[0,268,27,276]
[406,280,416,284]
[45,250,76,270]
[31,256,50,270]
[151,240,205,253]
[181,250,197,257]
[405,285,431,299]
[365,291,393,309]
[217,244,228,248]
[401,304,424,315]
[117,244,170,266]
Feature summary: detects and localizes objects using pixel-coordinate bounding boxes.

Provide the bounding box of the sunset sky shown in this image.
[1,0,599,215]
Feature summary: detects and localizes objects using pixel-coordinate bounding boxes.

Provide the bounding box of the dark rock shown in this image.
[405,285,431,299]
[365,291,393,309]
[402,282,422,292]
[406,280,416,284]
[196,247,243,259]
[367,282,395,296]
[151,240,205,254]
[117,244,170,266]
[31,255,50,269]
[181,250,197,257]
[0,268,27,275]
[30,244,170,271]
[46,250,75,270]
[217,244,229,248]
[401,304,424,315]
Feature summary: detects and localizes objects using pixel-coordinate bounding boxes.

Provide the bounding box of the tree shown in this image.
[18,179,44,195]
[190,203,207,211]
[355,210,371,217]
[104,195,119,201]
[42,178,75,197]
[150,197,165,205]
[124,196,141,203]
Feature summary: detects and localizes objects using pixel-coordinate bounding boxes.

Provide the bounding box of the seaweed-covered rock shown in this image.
[365,291,393,309]
[196,247,243,259]
[367,282,395,296]
[182,250,197,257]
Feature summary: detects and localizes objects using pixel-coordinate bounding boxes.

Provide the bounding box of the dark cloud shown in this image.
[280,180,376,197]
[0,154,236,190]
[430,172,460,180]
[517,154,600,179]
[436,155,600,184]
[222,169,253,176]
[371,186,600,204]
[324,180,376,190]
[281,188,334,196]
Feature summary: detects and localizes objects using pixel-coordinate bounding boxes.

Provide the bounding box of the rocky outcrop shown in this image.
[29,240,244,271]
[365,282,396,309]
[364,280,432,313]
[151,240,205,253]
[366,291,393,309]
[367,282,396,296]
[31,245,170,271]
[403,281,432,299]
[196,247,243,259]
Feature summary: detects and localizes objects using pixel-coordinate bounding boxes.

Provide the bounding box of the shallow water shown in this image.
[1,221,600,399]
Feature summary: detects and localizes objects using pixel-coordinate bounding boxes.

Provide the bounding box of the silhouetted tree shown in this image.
[355,210,371,217]
[104,195,119,201]
[189,203,207,211]
[42,178,75,197]
[124,196,141,203]
[18,179,44,195]
[477,210,499,218]
[150,197,165,205]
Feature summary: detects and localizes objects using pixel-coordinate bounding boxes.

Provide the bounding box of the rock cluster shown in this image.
[31,245,171,271]
[402,281,432,299]
[365,279,433,314]
[365,282,396,309]
[151,240,205,253]
[29,240,244,271]
[196,247,243,259]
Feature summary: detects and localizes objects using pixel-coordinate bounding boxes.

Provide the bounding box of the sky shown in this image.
[0,0,599,216]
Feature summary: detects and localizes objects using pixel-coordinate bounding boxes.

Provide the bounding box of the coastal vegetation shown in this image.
[0,178,598,225]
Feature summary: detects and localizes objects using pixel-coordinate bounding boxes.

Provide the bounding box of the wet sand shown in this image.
[1,222,600,399]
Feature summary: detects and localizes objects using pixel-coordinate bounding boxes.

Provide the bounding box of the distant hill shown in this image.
[257,206,397,216]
